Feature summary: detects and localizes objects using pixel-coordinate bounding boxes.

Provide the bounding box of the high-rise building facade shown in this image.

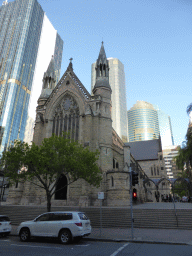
[0,0,63,154]
[127,101,160,142]
[153,105,174,149]
[91,57,128,142]
[163,146,180,179]
[23,116,34,145]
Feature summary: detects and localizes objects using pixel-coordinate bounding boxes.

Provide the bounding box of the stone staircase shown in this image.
[0,205,191,229]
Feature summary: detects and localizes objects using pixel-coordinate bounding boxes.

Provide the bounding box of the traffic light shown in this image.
[133,188,137,201]
[132,171,139,186]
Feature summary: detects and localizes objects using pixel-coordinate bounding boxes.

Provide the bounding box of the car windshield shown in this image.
[0,216,10,222]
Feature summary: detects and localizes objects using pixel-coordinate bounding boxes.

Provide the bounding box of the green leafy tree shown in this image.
[174,103,192,197]
[0,134,102,211]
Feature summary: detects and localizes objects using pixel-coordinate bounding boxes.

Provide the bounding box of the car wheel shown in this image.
[59,229,72,244]
[20,228,30,242]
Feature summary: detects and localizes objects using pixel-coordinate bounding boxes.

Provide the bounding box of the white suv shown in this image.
[0,215,11,237]
[17,211,91,244]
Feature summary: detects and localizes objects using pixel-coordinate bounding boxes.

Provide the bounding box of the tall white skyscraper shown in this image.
[91,57,128,142]
[153,105,174,149]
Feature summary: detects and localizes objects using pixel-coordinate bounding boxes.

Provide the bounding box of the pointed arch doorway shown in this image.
[55,174,67,200]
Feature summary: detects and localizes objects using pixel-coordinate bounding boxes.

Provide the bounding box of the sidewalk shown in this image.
[10,225,192,245]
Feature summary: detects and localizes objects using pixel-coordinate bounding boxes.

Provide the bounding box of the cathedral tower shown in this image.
[93,42,111,100]
[38,56,56,105]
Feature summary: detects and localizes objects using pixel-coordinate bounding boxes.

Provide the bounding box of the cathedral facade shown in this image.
[7,44,147,207]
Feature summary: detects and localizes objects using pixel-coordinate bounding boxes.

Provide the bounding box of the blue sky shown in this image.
[7,0,192,146]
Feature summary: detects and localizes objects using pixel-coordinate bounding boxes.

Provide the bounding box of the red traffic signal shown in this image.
[133,189,137,201]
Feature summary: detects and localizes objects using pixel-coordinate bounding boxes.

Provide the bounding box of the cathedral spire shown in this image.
[39,56,56,99]
[97,41,107,65]
[93,42,111,93]
[67,57,73,71]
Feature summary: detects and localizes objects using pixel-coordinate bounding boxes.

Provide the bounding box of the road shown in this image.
[0,236,191,256]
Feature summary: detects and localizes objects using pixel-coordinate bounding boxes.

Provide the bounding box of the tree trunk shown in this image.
[46,191,52,212]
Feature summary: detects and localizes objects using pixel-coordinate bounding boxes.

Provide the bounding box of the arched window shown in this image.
[113,158,119,169]
[151,167,153,176]
[100,63,102,76]
[52,95,80,141]
[111,176,114,187]
[157,167,159,176]
[103,64,106,76]
[154,167,156,176]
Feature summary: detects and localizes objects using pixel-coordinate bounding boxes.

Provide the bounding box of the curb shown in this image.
[9,232,190,246]
[84,237,190,246]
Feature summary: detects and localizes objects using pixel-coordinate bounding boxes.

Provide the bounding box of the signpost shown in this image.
[98,192,104,236]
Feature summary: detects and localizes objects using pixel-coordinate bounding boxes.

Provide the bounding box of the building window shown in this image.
[111,176,114,187]
[113,159,115,169]
[157,167,159,175]
[113,158,119,169]
[161,167,164,170]
[52,94,80,140]
[151,167,153,176]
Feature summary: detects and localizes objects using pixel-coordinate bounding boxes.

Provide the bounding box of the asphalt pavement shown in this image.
[9,202,192,246]
[9,225,192,245]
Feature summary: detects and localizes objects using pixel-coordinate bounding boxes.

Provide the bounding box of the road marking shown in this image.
[110,243,129,256]
[2,240,10,242]
[11,244,63,249]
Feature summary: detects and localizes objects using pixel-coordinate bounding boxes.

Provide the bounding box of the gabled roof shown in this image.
[125,138,162,161]
[45,61,91,105]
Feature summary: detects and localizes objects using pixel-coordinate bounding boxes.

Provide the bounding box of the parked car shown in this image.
[0,215,11,237]
[17,211,91,244]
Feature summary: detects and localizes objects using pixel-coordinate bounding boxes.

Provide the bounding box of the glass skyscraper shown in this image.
[0,0,63,154]
[127,101,160,142]
[153,105,174,149]
[91,57,128,142]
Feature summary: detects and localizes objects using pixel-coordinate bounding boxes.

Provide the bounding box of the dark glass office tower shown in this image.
[0,0,63,154]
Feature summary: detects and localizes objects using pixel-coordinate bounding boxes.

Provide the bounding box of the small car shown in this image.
[17,211,91,244]
[0,215,12,237]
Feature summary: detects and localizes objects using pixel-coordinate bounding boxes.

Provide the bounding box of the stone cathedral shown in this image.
[7,43,148,207]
